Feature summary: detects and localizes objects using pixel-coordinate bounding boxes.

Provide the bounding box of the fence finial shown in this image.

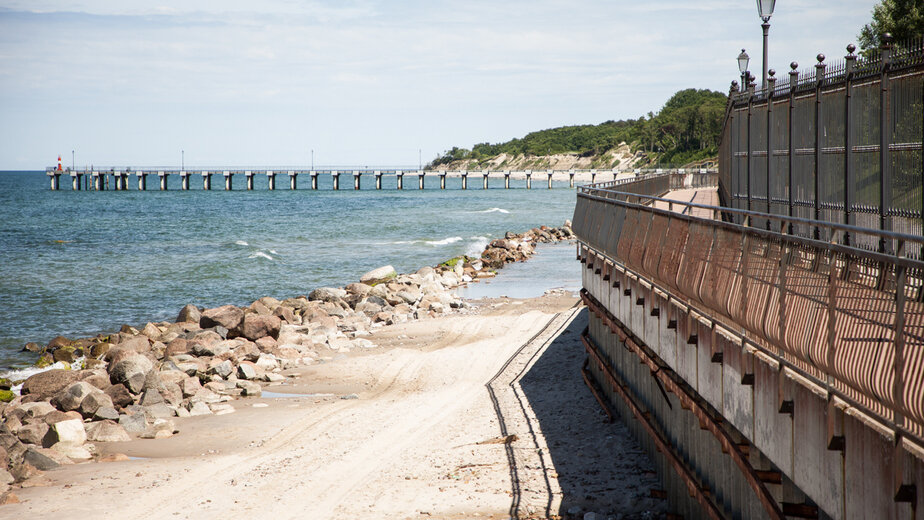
[846,44,857,74]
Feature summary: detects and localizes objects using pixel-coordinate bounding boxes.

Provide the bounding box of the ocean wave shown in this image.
[387,236,464,246]
[471,207,510,214]
[425,236,463,246]
[249,251,274,260]
[466,236,490,257]
[269,249,279,255]
[235,240,249,246]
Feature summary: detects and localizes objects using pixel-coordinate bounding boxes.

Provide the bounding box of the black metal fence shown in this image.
[719,36,924,254]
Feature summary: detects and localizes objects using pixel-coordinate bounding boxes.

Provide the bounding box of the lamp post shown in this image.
[71,150,75,171]
[757,0,776,88]
[181,150,184,170]
[311,149,314,170]
[738,49,750,90]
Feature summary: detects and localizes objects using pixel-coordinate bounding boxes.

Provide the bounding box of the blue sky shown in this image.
[0,1,875,170]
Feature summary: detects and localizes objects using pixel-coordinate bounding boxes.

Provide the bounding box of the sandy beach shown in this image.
[5,292,664,520]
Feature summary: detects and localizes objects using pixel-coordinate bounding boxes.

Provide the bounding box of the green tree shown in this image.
[859,0,924,50]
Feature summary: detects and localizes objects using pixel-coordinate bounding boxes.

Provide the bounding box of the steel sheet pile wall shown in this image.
[719,37,924,251]
[573,178,924,518]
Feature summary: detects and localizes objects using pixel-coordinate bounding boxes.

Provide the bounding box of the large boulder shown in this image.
[85,420,130,442]
[43,418,86,447]
[79,391,114,418]
[21,370,81,400]
[241,313,281,341]
[50,381,98,412]
[117,335,152,354]
[104,384,134,408]
[308,287,347,303]
[176,304,202,324]
[199,305,244,331]
[108,353,154,394]
[360,265,397,286]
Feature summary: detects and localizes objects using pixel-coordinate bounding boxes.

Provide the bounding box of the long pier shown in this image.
[44,167,715,191]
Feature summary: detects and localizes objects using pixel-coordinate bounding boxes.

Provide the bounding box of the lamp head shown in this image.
[757,0,776,22]
[737,49,750,74]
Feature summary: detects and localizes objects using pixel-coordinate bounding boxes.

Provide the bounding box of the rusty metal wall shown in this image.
[574,187,924,444]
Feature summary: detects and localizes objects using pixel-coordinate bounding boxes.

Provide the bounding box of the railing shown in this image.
[573,182,924,445]
[719,35,924,250]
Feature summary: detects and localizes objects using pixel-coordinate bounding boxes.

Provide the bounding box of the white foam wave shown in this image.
[235,240,249,246]
[473,208,510,214]
[466,237,490,257]
[269,249,278,255]
[249,251,274,260]
[425,236,463,246]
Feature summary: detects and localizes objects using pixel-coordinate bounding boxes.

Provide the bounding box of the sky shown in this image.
[0,0,876,170]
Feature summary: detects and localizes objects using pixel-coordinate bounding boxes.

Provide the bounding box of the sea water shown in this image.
[0,171,579,370]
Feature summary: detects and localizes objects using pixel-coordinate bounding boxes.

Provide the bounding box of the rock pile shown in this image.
[0,221,574,499]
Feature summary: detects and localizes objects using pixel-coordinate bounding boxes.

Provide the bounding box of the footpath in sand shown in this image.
[8,293,665,520]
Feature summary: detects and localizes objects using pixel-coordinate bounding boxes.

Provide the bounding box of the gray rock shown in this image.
[176,304,202,323]
[185,401,212,416]
[51,381,99,412]
[23,447,60,471]
[143,402,175,420]
[93,406,120,421]
[236,380,262,397]
[118,413,147,433]
[237,363,258,380]
[16,423,48,446]
[308,287,347,302]
[79,391,114,417]
[108,353,154,394]
[85,420,131,442]
[16,401,56,419]
[104,383,134,408]
[360,265,397,285]
[209,360,233,379]
[140,389,164,406]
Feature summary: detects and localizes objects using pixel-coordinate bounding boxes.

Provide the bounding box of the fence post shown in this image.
[789,62,799,231]
[844,45,857,245]
[880,34,894,252]
[729,81,740,218]
[767,70,777,227]
[747,76,755,212]
[814,54,826,239]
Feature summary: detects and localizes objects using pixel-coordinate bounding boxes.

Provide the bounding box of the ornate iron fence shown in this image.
[719,36,924,255]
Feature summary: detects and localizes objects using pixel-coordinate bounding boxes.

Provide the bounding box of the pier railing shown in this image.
[574,181,924,446]
[44,166,716,192]
[719,35,924,250]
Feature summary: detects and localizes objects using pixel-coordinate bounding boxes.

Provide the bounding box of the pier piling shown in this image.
[245,171,254,190]
[202,171,212,191]
[289,171,297,190]
[310,171,318,190]
[396,171,403,190]
[137,171,147,191]
[525,170,532,189]
[590,169,597,184]
[461,171,467,190]
[374,171,382,190]
[225,171,233,191]
[181,172,190,190]
[569,170,575,188]
[483,171,489,189]
[547,169,553,189]
[71,173,81,191]
[331,171,339,190]
[440,172,446,189]
[159,171,168,190]
[353,171,360,190]
[267,171,276,190]
[418,171,425,190]
[504,171,510,189]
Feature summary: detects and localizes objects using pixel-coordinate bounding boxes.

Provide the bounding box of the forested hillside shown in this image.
[430,88,726,169]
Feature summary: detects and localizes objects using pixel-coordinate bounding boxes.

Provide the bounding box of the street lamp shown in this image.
[181,150,184,170]
[757,0,776,88]
[737,49,750,90]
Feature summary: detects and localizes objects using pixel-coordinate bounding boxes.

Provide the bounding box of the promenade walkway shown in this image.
[651,187,718,219]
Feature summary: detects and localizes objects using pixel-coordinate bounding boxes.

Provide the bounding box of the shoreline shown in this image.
[0,222,581,500]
